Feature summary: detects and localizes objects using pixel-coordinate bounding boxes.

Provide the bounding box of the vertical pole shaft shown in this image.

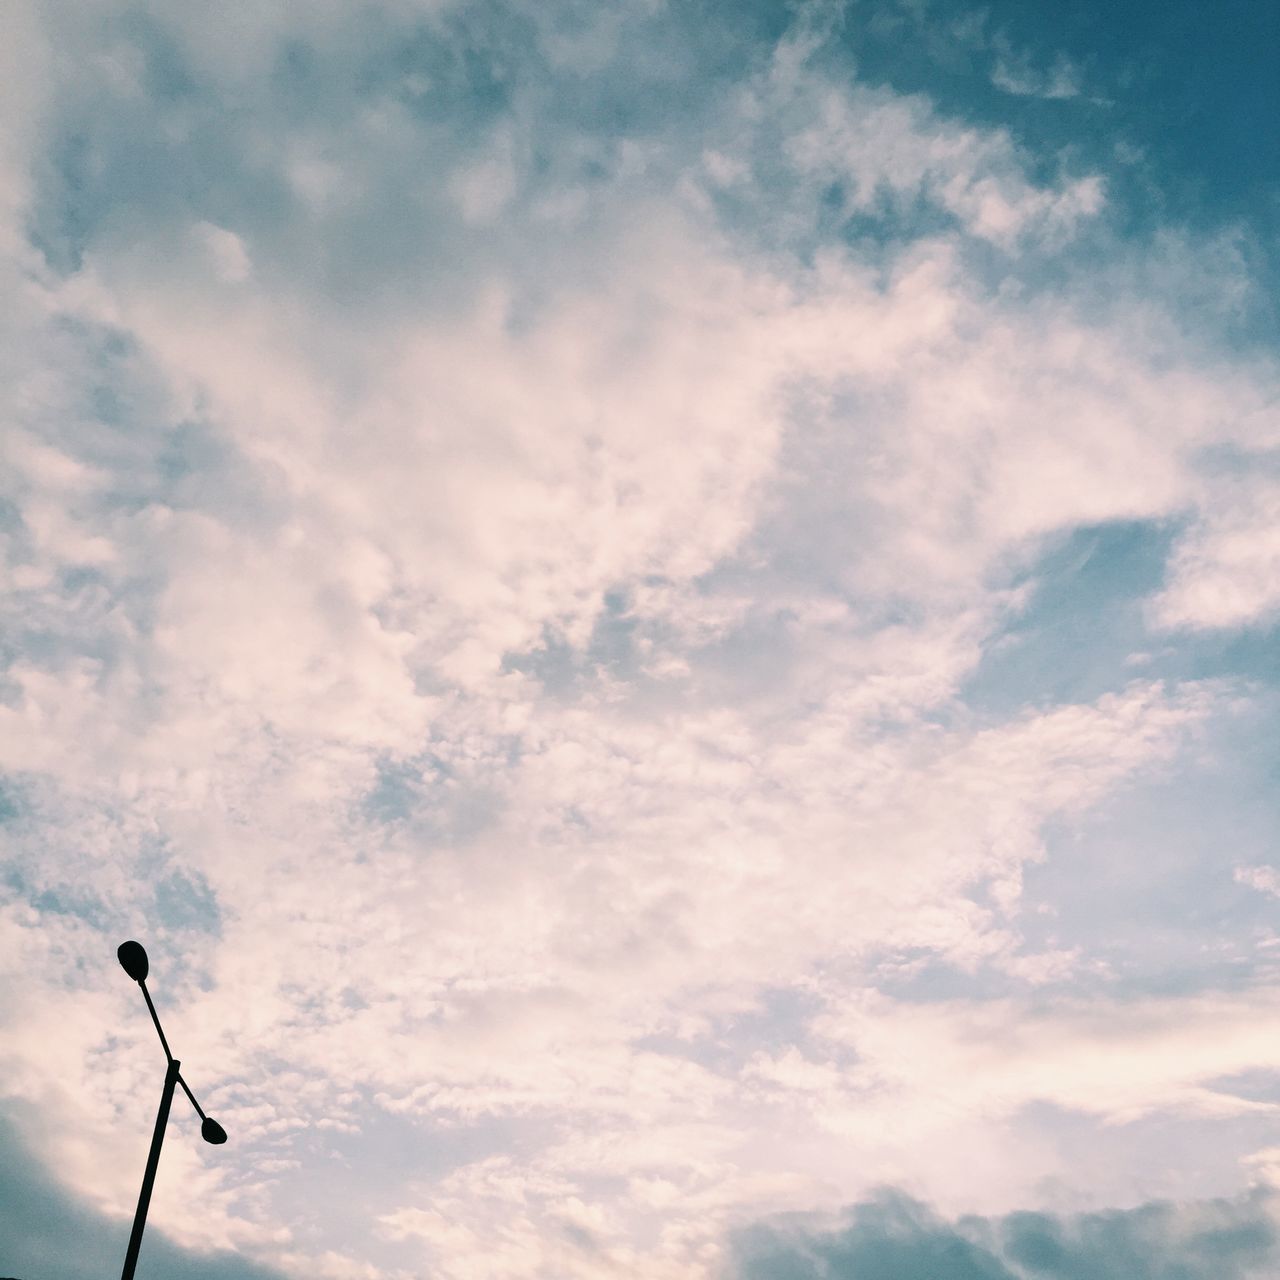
[121,1057,180,1280]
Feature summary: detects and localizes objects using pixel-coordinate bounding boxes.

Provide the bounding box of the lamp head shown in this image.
[201,1117,228,1145]
[117,940,149,983]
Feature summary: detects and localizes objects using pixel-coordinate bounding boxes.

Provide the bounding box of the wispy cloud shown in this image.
[991,53,1084,101]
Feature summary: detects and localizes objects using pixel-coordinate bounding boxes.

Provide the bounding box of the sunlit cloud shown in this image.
[2,1,1278,1277]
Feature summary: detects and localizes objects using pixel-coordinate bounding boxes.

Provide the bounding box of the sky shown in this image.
[1,1,1279,1278]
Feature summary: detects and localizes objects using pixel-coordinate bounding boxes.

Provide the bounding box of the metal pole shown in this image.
[121,1056,181,1280]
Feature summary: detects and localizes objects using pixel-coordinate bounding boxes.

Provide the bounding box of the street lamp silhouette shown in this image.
[116,940,227,1280]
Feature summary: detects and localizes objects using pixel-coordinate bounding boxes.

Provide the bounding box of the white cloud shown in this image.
[777,84,1102,247]
[814,987,1280,1131]
[2,2,1279,1277]
[1236,865,1280,898]
[1154,470,1280,630]
[992,54,1084,100]
[192,221,253,283]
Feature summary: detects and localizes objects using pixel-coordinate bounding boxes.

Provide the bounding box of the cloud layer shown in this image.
[1,1,1278,1277]
[733,1187,1280,1280]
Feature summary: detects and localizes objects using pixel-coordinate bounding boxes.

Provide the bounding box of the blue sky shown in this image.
[1,1,1279,1278]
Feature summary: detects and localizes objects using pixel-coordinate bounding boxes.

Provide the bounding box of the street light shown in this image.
[116,940,227,1280]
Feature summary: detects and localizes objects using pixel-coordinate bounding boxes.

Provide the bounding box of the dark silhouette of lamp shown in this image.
[116,940,227,1280]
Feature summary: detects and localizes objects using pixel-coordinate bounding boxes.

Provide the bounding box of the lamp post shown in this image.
[116,940,227,1280]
